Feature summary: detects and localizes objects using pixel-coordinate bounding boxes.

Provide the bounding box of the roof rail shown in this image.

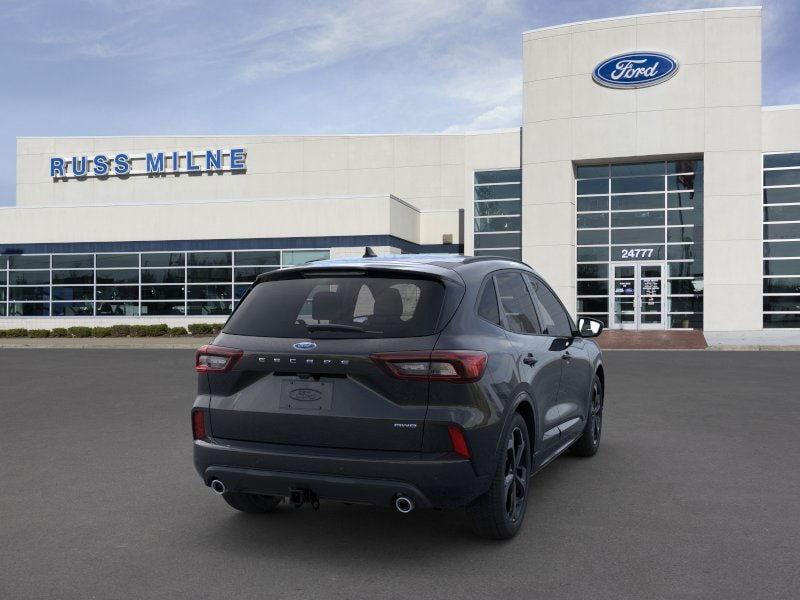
[461,255,532,268]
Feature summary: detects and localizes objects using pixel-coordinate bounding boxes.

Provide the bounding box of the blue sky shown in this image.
[1,0,798,206]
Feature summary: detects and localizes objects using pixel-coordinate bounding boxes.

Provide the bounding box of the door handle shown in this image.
[522,353,537,366]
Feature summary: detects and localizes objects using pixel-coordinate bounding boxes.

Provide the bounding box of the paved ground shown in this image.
[1,350,798,600]
[596,329,707,350]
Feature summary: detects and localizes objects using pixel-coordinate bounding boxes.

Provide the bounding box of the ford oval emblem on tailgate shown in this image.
[293,341,317,350]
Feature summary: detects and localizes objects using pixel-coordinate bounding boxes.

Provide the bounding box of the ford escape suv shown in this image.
[191,253,605,539]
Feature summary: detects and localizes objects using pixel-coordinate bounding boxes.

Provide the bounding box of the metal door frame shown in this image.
[610,261,667,330]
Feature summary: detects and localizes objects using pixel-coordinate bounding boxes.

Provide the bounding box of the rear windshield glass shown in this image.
[224,275,445,338]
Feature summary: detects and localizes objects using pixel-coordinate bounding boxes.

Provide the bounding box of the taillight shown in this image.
[195,345,243,373]
[191,409,207,440]
[370,351,487,383]
[448,425,470,458]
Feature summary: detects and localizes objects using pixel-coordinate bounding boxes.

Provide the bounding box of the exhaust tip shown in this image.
[210,479,226,495]
[394,495,414,514]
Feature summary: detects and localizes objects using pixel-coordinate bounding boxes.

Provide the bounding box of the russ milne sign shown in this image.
[592,52,678,89]
[50,148,246,179]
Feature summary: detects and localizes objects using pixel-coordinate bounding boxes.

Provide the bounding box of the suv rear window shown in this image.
[224,274,445,338]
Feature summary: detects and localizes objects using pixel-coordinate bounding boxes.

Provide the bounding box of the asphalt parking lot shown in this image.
[1,350,799,600]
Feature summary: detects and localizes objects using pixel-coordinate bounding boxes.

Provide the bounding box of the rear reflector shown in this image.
[191,409,207,441]
[448,425,470,459]
[370,350,487,383]
[195,345,243,373]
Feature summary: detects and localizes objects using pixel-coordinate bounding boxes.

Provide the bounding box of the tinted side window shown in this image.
[526,275,573,337]
[494,272,540,334]
[477,277,500,325]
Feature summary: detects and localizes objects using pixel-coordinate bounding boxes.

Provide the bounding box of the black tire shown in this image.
[221,491,283,514]
[466,413,531,540]
[570,374,603,457]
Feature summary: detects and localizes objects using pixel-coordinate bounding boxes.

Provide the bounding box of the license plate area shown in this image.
[279,380,333,411]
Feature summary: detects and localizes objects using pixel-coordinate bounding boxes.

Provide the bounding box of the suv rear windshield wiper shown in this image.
[304,323,380,334]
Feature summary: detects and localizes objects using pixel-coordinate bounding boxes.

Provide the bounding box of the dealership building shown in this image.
[2,6,799,336]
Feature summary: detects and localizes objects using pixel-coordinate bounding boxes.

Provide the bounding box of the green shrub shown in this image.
[51,328,69,338]
[188,323,214,335]
[168,326,188,337]
[0,330,5,338]
[146,324,169,337]
[67,326,92,338]
[27,329,51,338]
[130,325,149,337]
[211,323,225,333]
[4,328,28,338]
[109,324,132,337]
[91,327,113,338]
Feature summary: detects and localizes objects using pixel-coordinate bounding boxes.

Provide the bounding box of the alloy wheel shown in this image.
[590,380,603,446]
[503,426,529,522]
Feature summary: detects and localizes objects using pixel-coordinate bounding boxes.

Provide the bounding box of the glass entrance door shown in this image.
[610,262,666,330]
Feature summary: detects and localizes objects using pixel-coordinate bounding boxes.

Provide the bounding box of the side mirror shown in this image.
[577,316,604,338]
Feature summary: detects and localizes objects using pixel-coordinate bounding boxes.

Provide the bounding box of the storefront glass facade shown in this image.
[575,159,704,329]
[474,169,522,261]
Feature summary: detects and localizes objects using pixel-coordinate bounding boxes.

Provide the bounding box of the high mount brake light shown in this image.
[370,351,488,383]
[195,345,243,373]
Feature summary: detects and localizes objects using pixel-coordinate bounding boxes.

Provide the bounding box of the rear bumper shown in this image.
[194,438,490,509]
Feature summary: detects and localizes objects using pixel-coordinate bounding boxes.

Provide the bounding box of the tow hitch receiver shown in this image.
[289,488,320,510]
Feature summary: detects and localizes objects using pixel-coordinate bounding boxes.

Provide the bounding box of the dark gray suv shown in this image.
[192,253,605,539]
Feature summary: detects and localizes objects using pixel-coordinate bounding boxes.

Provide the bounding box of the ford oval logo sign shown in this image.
[593,52,678,89]
[293,341,317,350]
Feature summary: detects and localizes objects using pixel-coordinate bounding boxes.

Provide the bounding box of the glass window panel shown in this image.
[668,262,696,277]
[52,302,94,317]
[667,209,698,226]
[667,191,702,209]
[577,246,609,262]
[668,227,694,243]
[764,314,800,328]
[187,251,231,267]
[578,264,608,279]
[667,160,702,174]
[764,170,800,187]
[764,241,800,258]
[474,233,521,249]
[52,254,93,269]
[764,153,800,168]
[9,270,50,285]
[0,271,5,285]
[577,230,608,245]
[763,296,800,312]
[611,228,664,244]
[52,286,94,301]
[667,245,694,261]
[0,304,5,316]
[0,255,6,269]
[577,297,609,313]
[577,281,608,295]
[527,275,573,337]
[576,179,608,195]
[577,212,608,228]
[474,216,521,233]
[669,297,703,312]
[668,279,703,295]
[611,210,664,228]
[96,254,138,268]
[477,278,500,326]
[96,302,139,316]
[52,270,93,284]
[10,287,49,301]
[141,302,186,316]
[96,286,139,301]
[764,205,800,222]
[473,249,522,260]
[670,314,703,328]
[141,285,185,300]
[474,200,521,217]
[763,278,800,294]
[611,162,664,177]
[234,250,280,266]
[187,267,231,283]
[474,170,521,185]
[763,188,800,205]
[611,176,663,194]
[186,301,232,315]
[0,288,5,301]
[474,184,522,200]
[576,165,609,179]
[764,223,800,240]
[8,302,49,316]
[667,174,698,191]
[234,266,277,283]
[764,259,800,275]
[141,268,185,284]
[96,269,138,284]
[9,255,49,269]
[234,285,250,299]
[282,250,330,265]
[187,284,232,300]
[611,194,664,210]
[141,253,185,268]
[494,272,540,334]
[577,196,608,212]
